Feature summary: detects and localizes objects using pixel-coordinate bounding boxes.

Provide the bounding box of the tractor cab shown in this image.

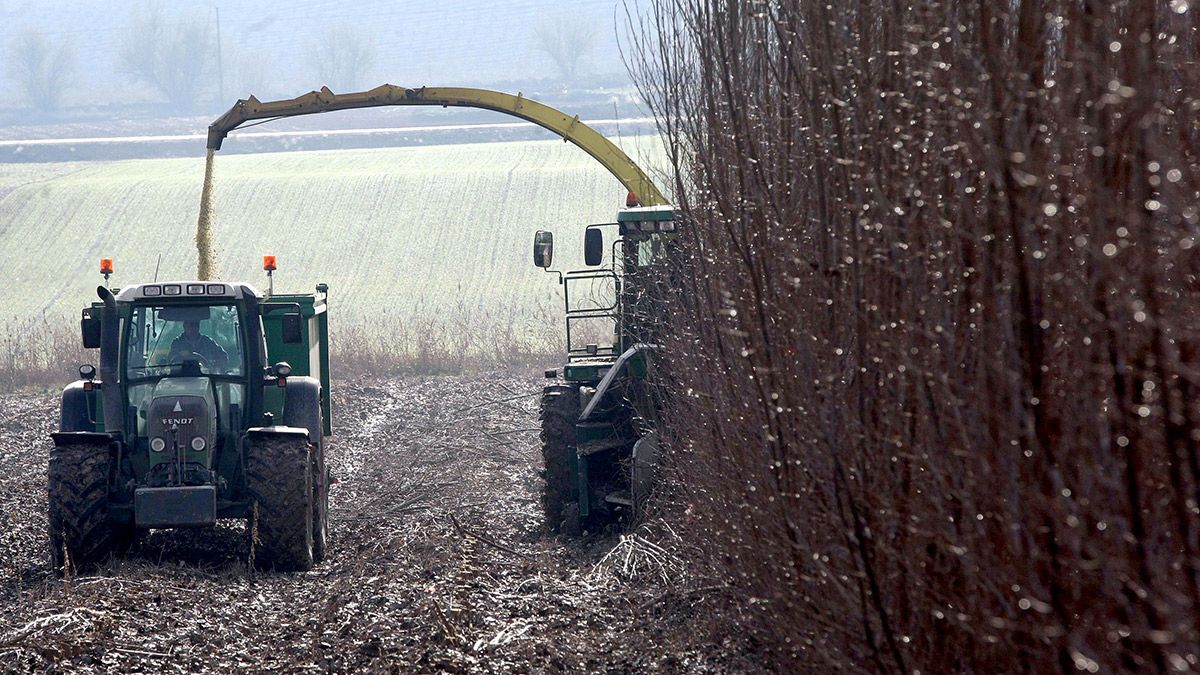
[533,202,678,373]
[93,282,299,492]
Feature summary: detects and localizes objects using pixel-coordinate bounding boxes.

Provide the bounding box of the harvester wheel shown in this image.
[246,436,314,572]
[540,384,580,534]
[47,442,119,574]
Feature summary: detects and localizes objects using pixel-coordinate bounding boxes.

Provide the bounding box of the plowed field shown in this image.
[0,374,746,672]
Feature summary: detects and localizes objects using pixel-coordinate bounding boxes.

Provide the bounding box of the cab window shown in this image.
[124,304,244,379]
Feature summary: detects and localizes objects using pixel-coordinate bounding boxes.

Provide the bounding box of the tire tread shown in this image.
[47,443,116,573]
[540,385,579,533]
[246,437,314,571]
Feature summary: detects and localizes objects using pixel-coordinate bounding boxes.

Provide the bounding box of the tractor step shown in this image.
[604,491,633,507]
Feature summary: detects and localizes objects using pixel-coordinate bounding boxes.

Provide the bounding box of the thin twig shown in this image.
[635,584,734,612]
[114,647,172,657]
[447,513,531,559]
[449,392,538,415]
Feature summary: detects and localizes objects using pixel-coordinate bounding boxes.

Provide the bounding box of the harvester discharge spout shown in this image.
[204,84,666,206]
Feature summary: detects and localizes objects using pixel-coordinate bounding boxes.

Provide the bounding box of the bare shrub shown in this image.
[7,30,74,114]
[0,320,92,390]
[118,1,215,113]
[629,0,1200,670]
[1,297,560,390]
[331,297,562,377]
[532,13,599,81]
[305,24,377,91]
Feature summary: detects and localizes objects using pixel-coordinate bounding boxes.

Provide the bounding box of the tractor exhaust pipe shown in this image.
[97,286,122,440]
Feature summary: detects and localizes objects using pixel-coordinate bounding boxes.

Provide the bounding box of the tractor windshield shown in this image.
[124,304,245,379]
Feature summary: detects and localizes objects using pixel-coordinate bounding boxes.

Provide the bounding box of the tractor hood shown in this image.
[151,376,213,401]
[146,377,217,471]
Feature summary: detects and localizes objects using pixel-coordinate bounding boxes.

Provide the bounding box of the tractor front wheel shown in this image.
[47,442,120,574]
[246,436,314,572]
[540,384,580,534]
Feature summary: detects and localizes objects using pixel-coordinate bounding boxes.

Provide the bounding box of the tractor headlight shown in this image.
[150,437,166,452]
[190,437,206,451]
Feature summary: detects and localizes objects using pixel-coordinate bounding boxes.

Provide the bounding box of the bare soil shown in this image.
[0,373,749,673]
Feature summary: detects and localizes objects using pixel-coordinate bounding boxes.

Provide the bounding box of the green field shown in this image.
[0,136,665,338]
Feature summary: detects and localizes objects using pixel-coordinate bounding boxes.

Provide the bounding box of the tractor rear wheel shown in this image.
[246,436,314,572]
[311,443,329,563]
[540,384,580,534]
[282,381,328,562]
[47,442,119,574]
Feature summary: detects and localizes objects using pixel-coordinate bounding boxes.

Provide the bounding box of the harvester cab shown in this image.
[48,258,332,573]
[533,197,678,535]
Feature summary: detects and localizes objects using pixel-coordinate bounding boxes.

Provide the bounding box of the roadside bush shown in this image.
[632,0,1200,670]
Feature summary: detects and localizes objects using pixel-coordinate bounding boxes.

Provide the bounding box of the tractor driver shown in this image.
[167,320,229,371]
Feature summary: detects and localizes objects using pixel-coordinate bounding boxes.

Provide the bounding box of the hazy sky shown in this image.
[0,0,636,114]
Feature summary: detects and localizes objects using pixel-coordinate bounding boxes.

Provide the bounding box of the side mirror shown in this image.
[533,230,554,268]
[281,314,303,344]
[584,228,604,266]
[81,310,101,349]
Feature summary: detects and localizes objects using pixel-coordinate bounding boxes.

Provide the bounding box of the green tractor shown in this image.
[533,198,678,535]
[48,258,332,572]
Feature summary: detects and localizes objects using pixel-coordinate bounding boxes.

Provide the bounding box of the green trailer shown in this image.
[261,284,332,437]
[49,264,332,572]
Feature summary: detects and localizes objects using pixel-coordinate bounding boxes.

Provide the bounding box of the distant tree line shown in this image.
[632,0,1200,671]
[4,6,609,117]
[532,13,598,81]
[7,2,381,116]
[7,31,73,114]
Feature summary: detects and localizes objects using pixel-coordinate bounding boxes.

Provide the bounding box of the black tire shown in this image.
[246,436,314,572]
[311,442,329,563]
[540,384,579,533]
[283,379,328,562]
[47,442,118,574]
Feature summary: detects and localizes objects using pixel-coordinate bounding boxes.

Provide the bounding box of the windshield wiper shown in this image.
[126,362,215,376]
[127,362,239,378]
[127,362,190,374]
